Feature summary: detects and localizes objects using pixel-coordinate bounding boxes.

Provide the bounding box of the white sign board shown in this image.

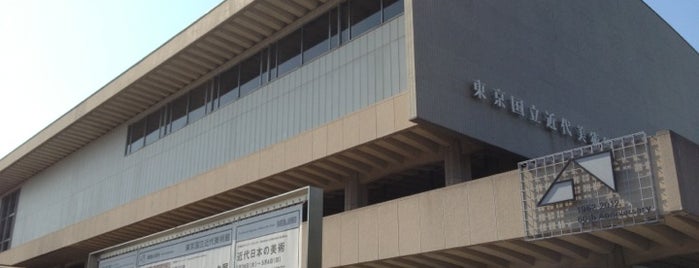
[234,229,298,268]
[139,246,230,268]
[91,187,322,268]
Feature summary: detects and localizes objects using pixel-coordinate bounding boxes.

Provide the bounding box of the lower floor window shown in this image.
[0,189,19,252]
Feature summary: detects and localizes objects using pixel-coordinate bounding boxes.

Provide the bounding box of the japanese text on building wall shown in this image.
[472,80,605,144]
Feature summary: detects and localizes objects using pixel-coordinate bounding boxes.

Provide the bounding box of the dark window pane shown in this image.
[0,190,18,252]
[3,219,11,240]
[330,7,340,48]
[188,84,207,123]
[303,13,330,62]
[261,48,270,85]
[382,0,403,21]
[277,29,302,76]
[240,53,261,96]
[340,2,350,43]
[219,66,239,107]
[169,95,188,133]
[128,119,145,153]
[206,80,216,113]
[144,110,161,145]
[8,192,17,214]
[350,0,381,38]
[0,202,7,217]
[269,44,278,80]
[160,107,170,136]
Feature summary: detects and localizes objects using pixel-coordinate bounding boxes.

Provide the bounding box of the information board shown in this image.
[90,187,322,268]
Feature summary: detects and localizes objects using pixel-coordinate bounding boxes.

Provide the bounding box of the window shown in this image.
[276,29,302,77]
[127,119,145,153]
[218,66,240,107]
[0,190,19,252]
[188,84,208,123]
[260,48,271,85]
[239,53,262,96]
[169,95,188,133]
[125,1,404,154]
[340,2,350,43]
[349,0,381,38]
[144,110,162,146]
[303,13,330,62]
[329,8,340,48]
[205,80,217,113]
[383,0,404,21]
[268,44,279,81]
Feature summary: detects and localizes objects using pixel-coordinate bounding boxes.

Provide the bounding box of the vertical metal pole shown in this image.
[305,187,323,268]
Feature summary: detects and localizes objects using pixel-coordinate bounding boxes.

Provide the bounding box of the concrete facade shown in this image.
[0,0,698,267]
[13,16,406,246]
[411,0,699,158]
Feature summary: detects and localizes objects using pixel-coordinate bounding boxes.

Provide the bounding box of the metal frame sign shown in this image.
[519,132,658,240]
[88,187,322,268]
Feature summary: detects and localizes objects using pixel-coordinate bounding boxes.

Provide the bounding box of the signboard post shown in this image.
[88,186,322,268]
[519,132,658,240]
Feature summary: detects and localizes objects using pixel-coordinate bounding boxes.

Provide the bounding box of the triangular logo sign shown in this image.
[575,152,615,191]
[538,151,616,206]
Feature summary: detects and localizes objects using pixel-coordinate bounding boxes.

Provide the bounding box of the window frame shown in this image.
[0,189,20,252]
[124,1,404,155]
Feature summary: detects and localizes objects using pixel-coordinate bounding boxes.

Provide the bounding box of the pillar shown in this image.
[444,139,472,185]
[345,173,367,210]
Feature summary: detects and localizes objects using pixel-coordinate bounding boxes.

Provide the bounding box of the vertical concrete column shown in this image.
[444,139,472,185]
[604,245,632,268]
[345,173,367,210]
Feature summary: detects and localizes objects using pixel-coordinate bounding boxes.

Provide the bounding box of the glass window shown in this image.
[160,107,170,136]
[329,7,340,48]
[125,1,403,153]
[277,29,302,76]
[340,2,350,43]
[144,110,162,145]
[239,53,261,96]
[303,13,330,62]
[128,119,145,153]
[218,66,239,107]
[260,48,271,85]
[188,84,207,123]
[205,80,216,113]
[349,0,381,38]
[169,95,188,133]
[382,0,403,21]
[0,190,18,252]
[269,44,278,81]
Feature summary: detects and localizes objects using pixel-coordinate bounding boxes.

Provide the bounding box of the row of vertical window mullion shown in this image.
[126,0,404,154]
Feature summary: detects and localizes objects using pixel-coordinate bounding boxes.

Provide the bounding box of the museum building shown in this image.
[0,0,698,267]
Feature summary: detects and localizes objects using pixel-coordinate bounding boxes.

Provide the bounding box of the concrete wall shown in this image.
[410,0,699,158]
[0,92,416,265]
[12,16,406,246]
[322,171,523,267]
[663,131,699,216]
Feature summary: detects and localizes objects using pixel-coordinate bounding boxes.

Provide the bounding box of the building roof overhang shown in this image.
[0,0,333,195]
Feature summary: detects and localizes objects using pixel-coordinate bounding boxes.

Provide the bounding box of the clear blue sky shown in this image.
[0,1,697,159]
